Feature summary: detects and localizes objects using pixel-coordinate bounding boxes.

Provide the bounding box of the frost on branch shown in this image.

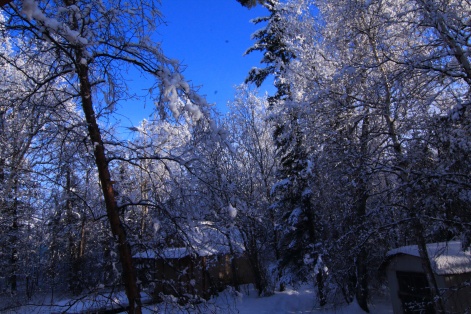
[21,0,88,46]
[156,64,204,123]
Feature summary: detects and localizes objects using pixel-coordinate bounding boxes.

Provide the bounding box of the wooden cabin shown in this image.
[135,248,253,300]
[384,241,471,314]
[134,223,254,300]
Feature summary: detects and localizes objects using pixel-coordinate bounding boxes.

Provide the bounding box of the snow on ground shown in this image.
[142,285,394,314]
[230,287,392,314]
[3,285,393,313]
[0,290,147,314]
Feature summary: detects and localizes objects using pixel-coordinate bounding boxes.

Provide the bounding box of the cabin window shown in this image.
[396,271,434,314]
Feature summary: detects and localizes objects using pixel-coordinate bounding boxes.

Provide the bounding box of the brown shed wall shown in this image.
[136,253,255,300]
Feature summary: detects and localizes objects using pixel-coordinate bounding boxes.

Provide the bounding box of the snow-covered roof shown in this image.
[134,221,245,259]
[134,247,190,259]
[134,246,234,259]
[386,241,471,275]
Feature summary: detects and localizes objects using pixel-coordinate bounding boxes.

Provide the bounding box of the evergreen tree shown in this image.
[245,0,296,106]
[246,0,326,302]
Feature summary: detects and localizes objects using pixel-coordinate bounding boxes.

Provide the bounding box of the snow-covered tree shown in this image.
[0,17,74,296]
[245,0,298,106]
[1,1,211,311]
[224,85,278,295]
[245,0,329,302]
[245,0,471,311]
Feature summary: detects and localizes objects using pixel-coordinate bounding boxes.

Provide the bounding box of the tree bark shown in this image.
[8,180,19,294]
[76,60,141,314]
[353,111,370,313]
[413,219,446,314]
[65,167,80,294]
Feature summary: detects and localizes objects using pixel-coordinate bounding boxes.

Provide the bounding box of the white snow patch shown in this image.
[227,203,237,219]
[10,284,392,313]
[145,284,392,314]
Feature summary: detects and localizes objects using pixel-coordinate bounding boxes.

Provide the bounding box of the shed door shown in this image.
[396,271,434,314]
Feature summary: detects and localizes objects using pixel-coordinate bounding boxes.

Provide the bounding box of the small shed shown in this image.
[384,241,471,314]
[134,222,254,300]
[135,247,253,300]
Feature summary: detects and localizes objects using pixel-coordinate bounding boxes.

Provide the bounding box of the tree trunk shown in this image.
[355,248,369,313]
[304,198,326,306]
[9,181,19,294]
[316,269,326,306]
[353,191,369,313]
[79,218,86,258]
[76,59,141,314]
[66,167,80,294]
[248,243,265,296]
[413,219,446,314]
[268,202,284,292]
[354,112,370,313]
[60,0,141,309]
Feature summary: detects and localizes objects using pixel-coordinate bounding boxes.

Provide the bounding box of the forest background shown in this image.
[0,0,470,313]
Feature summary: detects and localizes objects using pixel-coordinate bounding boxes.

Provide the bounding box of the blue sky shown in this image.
[159,1,272,111]
[119,1,273,127]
